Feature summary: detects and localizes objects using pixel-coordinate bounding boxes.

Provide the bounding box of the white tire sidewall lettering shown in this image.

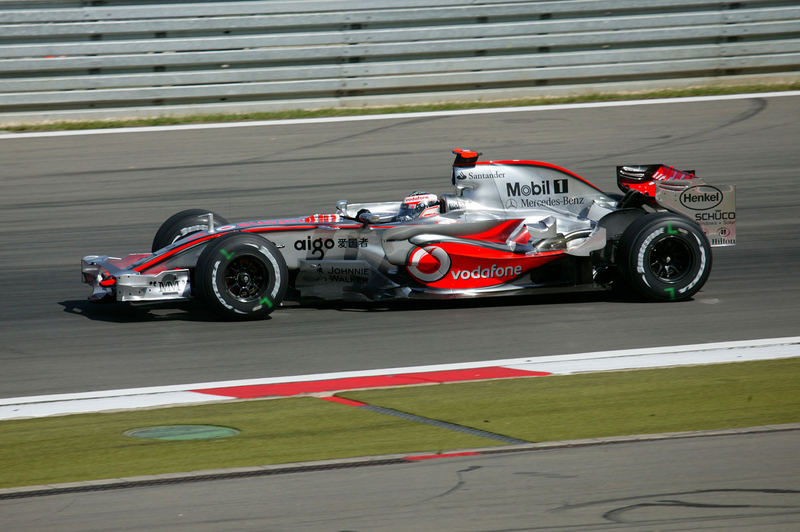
[636,227,663,277]
[211,243,276,314]
[257,244,282,299]
[210,259,239,312]
[636,224,707,294]
[172,224,207,244]
[680,233,707,294]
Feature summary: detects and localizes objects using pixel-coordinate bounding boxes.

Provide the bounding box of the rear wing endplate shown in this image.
[655,181,736,247]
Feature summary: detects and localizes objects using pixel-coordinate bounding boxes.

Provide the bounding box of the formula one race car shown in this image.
[81,149,735,319]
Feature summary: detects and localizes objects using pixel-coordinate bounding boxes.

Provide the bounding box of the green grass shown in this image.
[344,358,800,442]
[4,81,799,133]
[0,397,494,489]
[0,358,797,489]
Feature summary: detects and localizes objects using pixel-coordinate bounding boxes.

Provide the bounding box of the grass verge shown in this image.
[4,82,799,133]
[1,358,798,489]
[343,358,800,443]
[0,397,494,489]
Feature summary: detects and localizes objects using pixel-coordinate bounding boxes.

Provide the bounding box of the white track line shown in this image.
[1,91,799,140]
[0,337,797,420]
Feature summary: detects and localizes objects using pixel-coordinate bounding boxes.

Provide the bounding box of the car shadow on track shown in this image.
[295,288,642,313]
[57,299,252,323]
[59,289,649,322]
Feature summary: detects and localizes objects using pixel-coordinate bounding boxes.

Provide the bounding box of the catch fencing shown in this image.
[1,0,799,123]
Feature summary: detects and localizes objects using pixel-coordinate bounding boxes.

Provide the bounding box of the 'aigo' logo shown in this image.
[294,237,334,258]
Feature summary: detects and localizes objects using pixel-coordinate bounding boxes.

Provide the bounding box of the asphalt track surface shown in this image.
[1,96,799,529]
[2,430,798,531]
[2,95,799,398]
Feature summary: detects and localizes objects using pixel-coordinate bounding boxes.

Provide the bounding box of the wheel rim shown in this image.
[648,236,693,283]
[223,256,268,302]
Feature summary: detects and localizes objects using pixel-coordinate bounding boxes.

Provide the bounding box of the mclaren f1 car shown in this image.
[81,149,735,319]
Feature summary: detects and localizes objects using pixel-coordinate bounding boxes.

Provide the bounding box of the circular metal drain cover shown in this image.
[124,425,240,440]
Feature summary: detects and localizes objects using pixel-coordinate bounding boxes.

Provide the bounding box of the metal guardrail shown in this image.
[1,0,799,123]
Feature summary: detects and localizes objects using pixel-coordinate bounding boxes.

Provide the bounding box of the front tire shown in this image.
[618,213,712,301]
[194,233,288,319]
[152,209,229,252]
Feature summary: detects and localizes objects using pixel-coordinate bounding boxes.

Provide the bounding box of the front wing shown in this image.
[81,255,191,303]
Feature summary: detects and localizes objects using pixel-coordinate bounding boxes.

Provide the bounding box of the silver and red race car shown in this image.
[81,149,735,319]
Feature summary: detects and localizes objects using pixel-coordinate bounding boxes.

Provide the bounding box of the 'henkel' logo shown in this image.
[506,179,568,197]
[450,264,523,281]
[680,185,722,210]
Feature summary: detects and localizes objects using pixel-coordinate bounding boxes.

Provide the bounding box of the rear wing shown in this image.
[617,165,735,247]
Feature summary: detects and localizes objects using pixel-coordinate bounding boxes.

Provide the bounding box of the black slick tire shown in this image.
[152,209,229,252]
[194,232,287,319]
[618,212,712,301]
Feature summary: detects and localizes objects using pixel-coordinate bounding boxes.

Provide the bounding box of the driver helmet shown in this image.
[397,191,440,221]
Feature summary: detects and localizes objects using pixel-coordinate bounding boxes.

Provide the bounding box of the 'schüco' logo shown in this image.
[506,179,568,197]
[680,185,722,210]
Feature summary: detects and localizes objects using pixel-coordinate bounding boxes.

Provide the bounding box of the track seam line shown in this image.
[357,404,529,445]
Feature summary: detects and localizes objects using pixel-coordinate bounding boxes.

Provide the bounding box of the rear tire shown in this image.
[194,233,287,319]
[618,213,712,301]
[152,209,229,252]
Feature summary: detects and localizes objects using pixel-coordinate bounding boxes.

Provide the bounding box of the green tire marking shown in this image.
[667,222,678,235]
[219,249,234,260]
[664,287,676,300]
[258,296,273,308]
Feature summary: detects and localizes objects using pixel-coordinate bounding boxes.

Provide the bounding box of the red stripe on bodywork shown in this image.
[474,160,604,192]
[107,254,150,269]
[134,233,221,272]
[408,242,563,289]
[193,367,550,399]
[133,215,437,272]
[244,225,314,233]
[134,225,326,272]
